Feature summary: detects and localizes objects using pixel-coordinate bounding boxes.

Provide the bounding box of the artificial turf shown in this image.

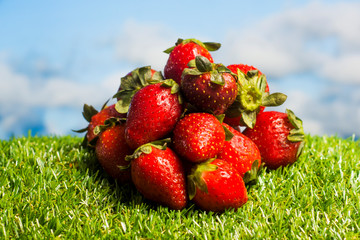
[0,134,359,239]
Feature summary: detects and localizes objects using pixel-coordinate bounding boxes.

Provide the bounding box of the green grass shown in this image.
[0,134,359,239]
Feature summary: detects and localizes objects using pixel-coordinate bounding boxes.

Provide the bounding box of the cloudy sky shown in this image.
[1,0,359,139]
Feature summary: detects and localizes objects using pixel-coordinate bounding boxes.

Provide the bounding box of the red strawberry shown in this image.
[95,120,132,183]
[125,80,183,149]
[218,123,261,184]
[243,109,305,170]
[163,38,221,85]
[224,64,287,128]
[73,103,126,147]
[187,159,248,212]
[128,142,188,210]
[114,66,164,113]
[172,113,226,163]
[181,56,238,115]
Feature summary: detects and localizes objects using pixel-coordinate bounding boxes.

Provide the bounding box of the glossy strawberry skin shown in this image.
[243,111,302,169]
[164,42,214,85]
[95,123,132,183]
[218,123,261,177]
[181,71,238,115]
[172,113,225,163]
[191,159,248,212]
[131,146,188,210]
[87,104,126,144]
[125,82,183,149]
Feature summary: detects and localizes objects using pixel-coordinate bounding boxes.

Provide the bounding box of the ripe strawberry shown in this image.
[163,38,221,84]
[128,142,188,210]
[243,109,305,170]
[125,80,183,149]
[218,123,261,184]
[187,159,248,212]
[172,113,226,163]
[95,120,132,183]
[114,66,164,113]
[181,56,238,115]
[224,64,287,128]
[73,103,126,147]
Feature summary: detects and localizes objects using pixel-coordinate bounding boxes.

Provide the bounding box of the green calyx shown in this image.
[124,138,171,162]
[187,159,218,200]
[215,115,234,141]
[163,38,221,54]
[114,66,164,114]
[242,160,264,186]
[286,109,305,158]
[183,56,233,86]
[225,69,287,128]
[72,100,110,148]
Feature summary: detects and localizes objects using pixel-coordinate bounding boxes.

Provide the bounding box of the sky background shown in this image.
[1,0,360,140]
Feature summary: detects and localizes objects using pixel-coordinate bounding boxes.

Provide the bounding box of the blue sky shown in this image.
[1,0,360,139]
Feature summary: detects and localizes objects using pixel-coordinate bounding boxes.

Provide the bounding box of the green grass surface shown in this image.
[0,134,359,239]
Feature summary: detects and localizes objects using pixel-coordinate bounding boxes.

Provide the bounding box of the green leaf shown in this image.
[215,114,225,123]
[182,68,203,76]
[115,90,135,114]
[187,175,197,200]
[210,72,225,85]
[223,125,234,141]
[286,109,303,129]
[161,79,180,94]
[82,104,98,122]
[203,42,221,51]
[242,159,260,186]
[241,111,257,129]
[195,55,213,73]
[187,159,218,200]
[187,59,196,68]
[286,109,305,143]
[72,127,88,133]
[262,92,287,107]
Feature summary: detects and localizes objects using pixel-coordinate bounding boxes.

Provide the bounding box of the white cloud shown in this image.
[221,1,360,83]
[115,19,176,71]
[0,58,124,138]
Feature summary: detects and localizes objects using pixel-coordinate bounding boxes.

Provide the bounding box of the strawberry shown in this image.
[128,142,188,210]
[172,113,226,163]
[94,119,132,183]
[181,56,238,115]
[163,38,221,85]
[73,103,126,147]
[125,80,183,149]
[187,159,248,212]
[243,109,305,170]
[224,64,287,128]
[218,123,261,184]
[114,66,164,114]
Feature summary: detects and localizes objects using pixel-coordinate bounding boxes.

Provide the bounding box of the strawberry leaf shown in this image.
[195,55,213,73]
[222,125,234,141]
[286,109,305,143]
[187,159,218,200]
[262,92,287,107]
[241,111,257,129]
[243,159,261,186]
[82,104,98,122]
[210,71,225,85]
[203,41,221,51]
[161,79,180,94]
[125,139,171,162]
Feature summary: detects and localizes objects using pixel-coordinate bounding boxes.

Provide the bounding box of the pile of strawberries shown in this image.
[75,38,305,212]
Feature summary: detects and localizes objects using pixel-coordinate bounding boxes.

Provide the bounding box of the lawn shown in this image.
[0,134,359,239]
